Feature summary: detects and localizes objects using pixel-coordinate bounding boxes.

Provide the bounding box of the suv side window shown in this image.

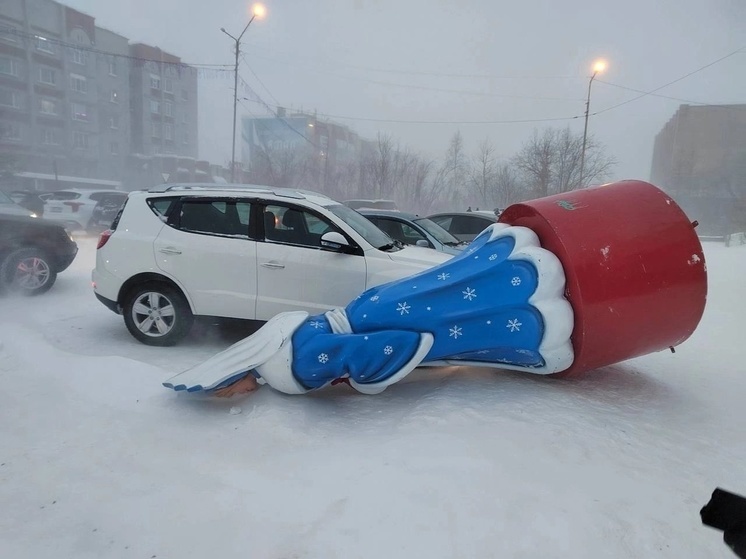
[176,199,250,237]
[263,204,334,248]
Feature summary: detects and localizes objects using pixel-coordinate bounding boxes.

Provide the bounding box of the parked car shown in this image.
[88,196,127,233]
[93,184,450,346]
[359,209,467,255]
[0,203,78,295]
[43,189,128,232]
[426,211,499,242]
[0,189,36,218]
[6,190,46,217]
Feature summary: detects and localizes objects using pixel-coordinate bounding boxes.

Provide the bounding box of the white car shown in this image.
[92,184,451,346]
[43,189,128,232]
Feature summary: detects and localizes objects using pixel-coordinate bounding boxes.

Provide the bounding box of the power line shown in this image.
[239,54,582,101]
[239,53,281,107]
[242,42,581,81]
[593,47,745,116]
[597,79,746,109]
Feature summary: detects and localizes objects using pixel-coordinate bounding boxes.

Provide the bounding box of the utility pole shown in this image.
[221,4,266,183]
[579,60,607,188]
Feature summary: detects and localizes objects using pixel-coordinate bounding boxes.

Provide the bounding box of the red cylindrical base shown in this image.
[499,180,708,377]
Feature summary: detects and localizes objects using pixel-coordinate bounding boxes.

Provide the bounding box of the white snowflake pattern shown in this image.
[449,325,463,339]
[370,295,380,302]
[511,277,521,286]
[437,272,450,281]
[506,319,522,332]
[486,320,492,325]
[396,302,411,315]
[426,306,432,311]
[462,287,477,301]
[310,320,323,329]
[489,254,498,261]
[384,346,393,355]
[318,353,329,364]
[476,350,490,355]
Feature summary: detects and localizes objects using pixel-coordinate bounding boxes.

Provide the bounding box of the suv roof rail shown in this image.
[146,183,332,201]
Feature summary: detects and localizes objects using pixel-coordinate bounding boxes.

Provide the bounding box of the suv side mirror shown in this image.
[320,231,350,251]
[415,239,431,248]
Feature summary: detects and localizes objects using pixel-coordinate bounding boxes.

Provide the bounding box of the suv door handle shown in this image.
[260,262,285,269]
[159,247,182,255]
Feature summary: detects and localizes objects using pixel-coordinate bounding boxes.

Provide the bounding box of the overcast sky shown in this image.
[62,0,746,182]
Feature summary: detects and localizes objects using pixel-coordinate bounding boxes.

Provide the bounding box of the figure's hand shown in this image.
[214,375,259,398]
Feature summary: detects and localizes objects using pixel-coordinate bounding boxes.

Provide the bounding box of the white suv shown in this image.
[43,189,128,232]
[93,184,451,345]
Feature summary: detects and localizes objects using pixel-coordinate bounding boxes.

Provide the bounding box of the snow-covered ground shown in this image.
[1,236,744,558]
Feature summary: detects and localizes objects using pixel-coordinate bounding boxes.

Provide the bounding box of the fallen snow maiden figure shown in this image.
[163,180,708,398]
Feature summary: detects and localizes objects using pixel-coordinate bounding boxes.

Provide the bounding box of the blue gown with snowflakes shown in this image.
[163,224,575,396]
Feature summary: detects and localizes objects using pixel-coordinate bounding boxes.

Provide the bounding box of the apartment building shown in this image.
[650,104,746,235]
[0,0,198,191]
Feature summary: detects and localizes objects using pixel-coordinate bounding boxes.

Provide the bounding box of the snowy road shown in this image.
[1,236,744,558]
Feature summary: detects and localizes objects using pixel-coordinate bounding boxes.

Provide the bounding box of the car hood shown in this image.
[387,244,452,266]
[0,204,36,218]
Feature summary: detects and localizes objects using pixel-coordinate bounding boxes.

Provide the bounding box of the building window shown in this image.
[72,131,89,149]
[39,67,57,85]
[0,57,20,77]
[163,102,173,117]
[110,142,119,155]
[164,123,173,141]
[35,36,55,54]
[165,64,179,77]
[70,73,87,93]
[71,102,88,121]
[110,89,119,103]
[38,97,58,115]
[0,88,21,108]
[150,74,161,90]
[109,115,120,129]
[108,59,117,76]
[1,122,21,142]
[41,128,60,145]
[181,89,189,101]
[149,100,160,114]
[183,130,189,145]
[164,78,173,94]
[0,26,18,43]
[151,122,160,138]
[71,48,86,65]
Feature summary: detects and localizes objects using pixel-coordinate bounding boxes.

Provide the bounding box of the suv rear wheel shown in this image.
[123,282,194,346]
[0,248,57,295]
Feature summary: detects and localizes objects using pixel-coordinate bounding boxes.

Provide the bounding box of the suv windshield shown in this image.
[0,191,14,204]
[325,204,394,250]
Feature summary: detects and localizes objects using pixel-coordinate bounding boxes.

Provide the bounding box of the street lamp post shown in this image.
[221,3,266,183]
[579,59,607,187]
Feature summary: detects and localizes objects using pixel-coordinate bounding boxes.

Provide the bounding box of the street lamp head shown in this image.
[592,59,608,75]
[252,3,267,19]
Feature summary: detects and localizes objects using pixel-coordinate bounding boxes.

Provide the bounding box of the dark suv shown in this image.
[0,202,78,295]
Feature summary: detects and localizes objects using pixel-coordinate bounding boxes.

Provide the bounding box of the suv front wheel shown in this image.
[123,283,194,346]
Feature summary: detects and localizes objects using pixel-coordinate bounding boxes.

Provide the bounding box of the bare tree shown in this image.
[493,163,523,208]
[513,127,615,197]
[469,138,497,208]
[440,130,469,208]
